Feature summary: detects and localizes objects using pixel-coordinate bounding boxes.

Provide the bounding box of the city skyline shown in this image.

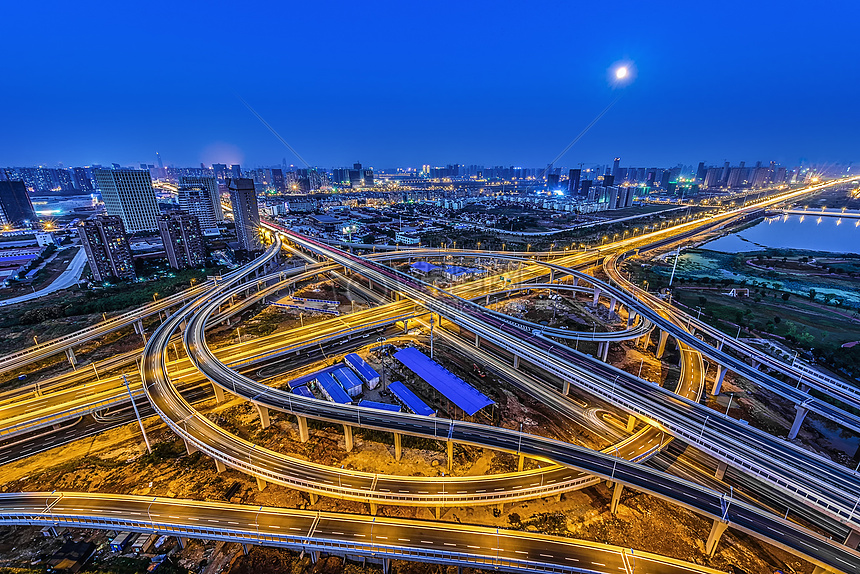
[2,1,859,169]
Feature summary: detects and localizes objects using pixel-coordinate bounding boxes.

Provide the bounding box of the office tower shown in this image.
[353,162,362,171]
[363,169,374,186]
[228,178,261,251]
[270,168,286,192]
[547,173,560,189]
[180,175,223,223]
[348,169,361,187]
[230,164,242,180]
[212,164,228,181]
[0,180,36,226]
[603,174,615,187]
[177,183,218,235]
[158,212,206,270]
[568,169,581,195]
[660,170,671,189]
[695,162,706,183]
[94,168,160,233]
[72,168,94,191]
[78,215,136,282]
[612,157,621,176]
[580,179,593,198]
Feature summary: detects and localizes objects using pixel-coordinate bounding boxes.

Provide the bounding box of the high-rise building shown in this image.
[158,212,206,270]
[230,164,242,180]
[78,215,136,282]
[612,157,621,176]
[0,180,36,227]
[362,169,374,187]
[177,183,219,235]
[71,167,94,191]
[212,164,228,181]
[94,169,160,233]
[180,175,223,223]
[270,168,286,192]
[568,169,581,195]
[228,178,261,251]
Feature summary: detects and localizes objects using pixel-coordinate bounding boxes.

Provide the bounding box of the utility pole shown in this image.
[123,375,151,453]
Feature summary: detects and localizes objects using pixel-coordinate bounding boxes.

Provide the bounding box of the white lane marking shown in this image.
[592,562,605,566]
[444,543,456,546]
[540,554,553,558]
[398,538,410,542]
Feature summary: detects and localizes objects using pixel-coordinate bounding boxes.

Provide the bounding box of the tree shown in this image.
[782,292,790,301]
[809,288,817,301]
[823,293,834,305]
[698,296,707,306]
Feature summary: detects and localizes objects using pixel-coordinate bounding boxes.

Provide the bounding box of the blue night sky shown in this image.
[2,0,858,170]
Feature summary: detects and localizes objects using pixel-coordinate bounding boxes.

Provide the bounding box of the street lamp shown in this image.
[153,292,159,302]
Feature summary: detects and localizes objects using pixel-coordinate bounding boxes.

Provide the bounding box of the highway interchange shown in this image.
[2,177,860,573]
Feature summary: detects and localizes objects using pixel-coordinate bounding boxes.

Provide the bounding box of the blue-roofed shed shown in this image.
[292,385,315,399]
[314,372,352,404]
[344,353,380,389]
[410,261,438,275]
[394,348,493,416]
[333,367,363,398]
[388,381,435,417]
[358,399,402,413]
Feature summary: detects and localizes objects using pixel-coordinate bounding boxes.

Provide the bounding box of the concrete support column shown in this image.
[256,476,267,491]
[394,432,402,461]
[626,415,636,432]
[600,341,610,362]
[296,415,309,443]
[309,493,318,505]
[610,482,623,515]
[705,520,729,556]
[715,461,728,481]
[184,439,197,456]
[370,503,378,516]
[486,294,490,305]
[446,441,453,471]
[343,424,354,452]
[517,453,525,472]
[626,312,635,328]
[65,347,77,366]
[475,333,480,348]
[434,506,442,520]
[310,551,319,564]
[562,380,570,395]
[512,355,520,369]
[592,288,601,306]
[134,320,144,335]
[712,365,727,396]
[656,330,669,359]
[256,405,270,429]
[788,405,809,440]
[242,544,249,555]
[609,297,617,316]
[549,269,555,283]
[382,558,390,574]
[716,339,724,351]
[214,458,226,473]
[212,382,225,404]
[177,537,187,549]
[572,276,578,287]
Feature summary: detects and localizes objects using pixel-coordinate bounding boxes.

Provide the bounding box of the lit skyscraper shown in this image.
[612,157,621,176]
[180,175,223,224]
[78,215,136,282]
[158,212,206,270]
[94,169,160,233]
[0,180,36,226]
[228,178,261,251]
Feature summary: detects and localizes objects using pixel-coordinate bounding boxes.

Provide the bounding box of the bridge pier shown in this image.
[474,333,480,348]
[626,312,635,328]
[65,348,77,366]
[382,558,390,574]
[134,319,145,335]
[705,520,729,556]
[592,288,601,306]
[598,341,610,362]
[296,415,309,442]
[309,493,318,505]
[184,439,197,456]
[256,405,270,429]
[571,276,578,287]
[626,415,636,432]
[214,458,226,473]
[712,365,727,396]
[610,482,623,515]
[656,330,669,359]
[447,441,453,471]
[562,380,570,395]
[177,537,187,549]
[343,424,354,452]
[715,461,728,481]
[369,503,378,515]
[608,297,617,317]
[788,405,809,440]
[434,506,442,520]
[517,453,525,472]
[256,476,267,491]
[242,544,249,555]
[394,432,402,461]
[512,355,520,369]
[212,382,225,404]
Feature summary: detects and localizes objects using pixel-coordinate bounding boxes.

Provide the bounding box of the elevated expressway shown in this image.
[134,224,856,569]
[0,491,725,574]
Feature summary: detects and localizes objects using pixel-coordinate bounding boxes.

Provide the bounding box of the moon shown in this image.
[615,66,628,80]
